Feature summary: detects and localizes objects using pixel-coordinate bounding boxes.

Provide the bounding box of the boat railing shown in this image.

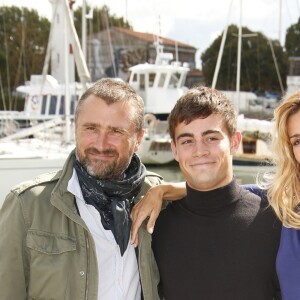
[0,117,64,142]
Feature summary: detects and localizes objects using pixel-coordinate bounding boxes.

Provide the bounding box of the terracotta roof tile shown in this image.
[113,27,197,49]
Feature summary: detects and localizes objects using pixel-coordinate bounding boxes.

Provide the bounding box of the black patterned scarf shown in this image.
[73,152,146,256]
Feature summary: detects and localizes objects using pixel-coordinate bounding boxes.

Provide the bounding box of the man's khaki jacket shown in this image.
[0,151,162,300]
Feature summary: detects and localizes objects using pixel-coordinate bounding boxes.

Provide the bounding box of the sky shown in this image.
[0,0,299,68]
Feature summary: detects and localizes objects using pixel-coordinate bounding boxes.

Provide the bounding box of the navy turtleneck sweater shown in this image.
[152,179,282,300]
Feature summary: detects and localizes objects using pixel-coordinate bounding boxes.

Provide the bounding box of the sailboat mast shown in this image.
[82,0,87,62]
[236,0,242,109]
[64,14,71,143]
[212,0,234,89]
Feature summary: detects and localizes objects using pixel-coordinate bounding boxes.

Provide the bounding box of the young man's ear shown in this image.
[171,140,179,162]
[230,131,242,155]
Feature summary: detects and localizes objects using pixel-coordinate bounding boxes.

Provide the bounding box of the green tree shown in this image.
[201,25,288,93]
[0,6,50,110]
[0,5,130,111]
[285,17,300,57]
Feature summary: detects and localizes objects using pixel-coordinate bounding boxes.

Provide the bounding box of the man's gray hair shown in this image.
[75,78,145,133]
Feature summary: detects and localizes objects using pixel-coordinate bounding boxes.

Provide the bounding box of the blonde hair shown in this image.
[268,91,300,228]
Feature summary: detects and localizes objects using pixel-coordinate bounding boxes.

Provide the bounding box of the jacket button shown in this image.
[79,271,85,276]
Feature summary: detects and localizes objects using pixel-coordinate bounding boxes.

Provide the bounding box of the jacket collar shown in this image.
[50,149,89,229]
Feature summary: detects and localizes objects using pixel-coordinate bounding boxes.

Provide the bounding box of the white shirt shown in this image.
[68,169,141,300]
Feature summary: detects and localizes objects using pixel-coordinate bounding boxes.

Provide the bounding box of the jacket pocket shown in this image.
[26,230,78,300]
[26,230,76,254]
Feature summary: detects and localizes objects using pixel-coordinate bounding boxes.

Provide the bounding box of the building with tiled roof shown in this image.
[87,26,202,84]
[113,27,195,49]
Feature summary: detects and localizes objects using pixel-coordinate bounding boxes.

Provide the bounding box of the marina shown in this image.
[0,1,294,205]
[0,1,299,299]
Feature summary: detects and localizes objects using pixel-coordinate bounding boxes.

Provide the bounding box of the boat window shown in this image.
[149,141,171,152]
[139,74,145,90]
[168,72,181,88]
[49,96,57,115]
[158,73,167,87]
[70,95,77,115]
[149,73,156,87]
[59,96,65,115]
[41,95,48,115]
[131,73,138,82]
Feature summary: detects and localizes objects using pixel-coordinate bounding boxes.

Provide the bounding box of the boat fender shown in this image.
[144,113,157,129]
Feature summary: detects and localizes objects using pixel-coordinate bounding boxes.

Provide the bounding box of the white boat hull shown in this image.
[137,138,174,165]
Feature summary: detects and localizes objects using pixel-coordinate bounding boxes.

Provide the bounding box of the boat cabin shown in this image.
[128,55,189,119]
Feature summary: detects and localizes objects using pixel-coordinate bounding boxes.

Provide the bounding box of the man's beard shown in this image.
[78,147,131,180]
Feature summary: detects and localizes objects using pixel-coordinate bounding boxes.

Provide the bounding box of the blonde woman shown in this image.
[268,91,300,299]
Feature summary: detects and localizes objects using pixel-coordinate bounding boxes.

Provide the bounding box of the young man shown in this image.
[0,78,180,300]
[151,86,282,299]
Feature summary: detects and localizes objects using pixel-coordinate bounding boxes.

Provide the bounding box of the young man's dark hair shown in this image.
[168,86,237,141]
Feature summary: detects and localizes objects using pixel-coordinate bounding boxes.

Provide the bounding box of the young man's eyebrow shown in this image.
[202,129,221,135]
[176,130,222,142]
[176,133,194,142]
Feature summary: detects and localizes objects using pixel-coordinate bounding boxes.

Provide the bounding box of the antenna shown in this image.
[157,14,162,38]
[154,15,163,63]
